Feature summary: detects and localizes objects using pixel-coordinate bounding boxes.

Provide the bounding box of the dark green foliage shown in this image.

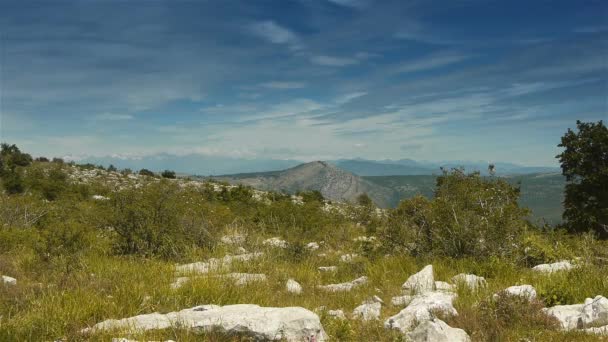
[161,170,176,179]
[107,164,117,172]
[52,157,64,164]
[139,168,155,177]
[382,169,529,258]
[0,143,33,194]
[557,120,608,238]
[357,193,373,207]
[296,190,324,203]
[35,157,50,162]
[24,165,69,200]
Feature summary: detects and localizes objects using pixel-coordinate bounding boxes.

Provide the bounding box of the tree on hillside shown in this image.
[139,169,155,177]
[0,143,32,194]
[557,120,608,239]
[161,170,176,179]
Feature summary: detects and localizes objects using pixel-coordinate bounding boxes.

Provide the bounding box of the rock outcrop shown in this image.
[402,265,435,294]
[385,291,458,333]
[543,295,608,331]
[317,276,368,292]
[406,318,471,342]
[84,304,327,341]
[532,260,576,273]
[494,285,537,300]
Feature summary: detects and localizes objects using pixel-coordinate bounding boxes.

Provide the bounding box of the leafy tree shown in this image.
[161,170,176,179]
[557,120,608,239]
[0,143,32,194]
[297,190,325,203]
[139,168,155,177]
[107,164,117,172]
[357,193,373,207]
[35,157,50,162]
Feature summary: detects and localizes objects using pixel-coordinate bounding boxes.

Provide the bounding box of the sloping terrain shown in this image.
[213,161,396,207]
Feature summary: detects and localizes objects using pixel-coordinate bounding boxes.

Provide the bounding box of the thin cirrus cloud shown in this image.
[249,20,302,50]
[260,81,307,89]
[397,53,471,73]
[310,55,359,67]
[94,113,135,121]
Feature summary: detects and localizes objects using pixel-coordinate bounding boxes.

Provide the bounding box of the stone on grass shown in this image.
[385,291,458,333]
[263,237,288,249]
[434,281,455,292]
[402,265,435,294]
[318,266,338,272]
[493,285,536,301]
[175,252,263,275]
[543,295,608,331]
[92,195,110,200]
[532,260,576,273]
[353,302,381,321]
[391,295,414,307]
[224,273,267,286]
[317,276,368,292]
[406,318,471,342]
[286,279,303,294]
[451,274,486,290]
[220,234,245,245]
[2,275,16,286]
[327,309,346,320]
[340,254,358,263]
[84,304,327,342]
[585,325,608,335]
[305,242,320,251]
[170,277,191,289]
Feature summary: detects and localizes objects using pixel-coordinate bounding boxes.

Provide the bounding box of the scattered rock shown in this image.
[327,309,346,320]
[353,302,381,321]
[451,274,486,290]
[2,275,16,286]
[220,234,245,245]
[92,195,110,200]
[543,295,608,331]
[263,237,288,249]
[532,260,576,273]
[434,281,455,292]
[286,279,303,294]
[306,242,320,251]
[224,273,267,286]
[318,276,368,292]
[493,285,537,301]
[235,247,248,254]
[318,266,338,272]
[170,277,191,289]
[406,318,471,342]
[402,265,435,294]
[391,295,414,307]
[340,253,358,263]
[176,252,263,274]
[385,291,458,333]
[585,325,608,335]
[84,304,327,341]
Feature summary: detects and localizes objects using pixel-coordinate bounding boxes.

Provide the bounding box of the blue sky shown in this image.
[1,0,606,166]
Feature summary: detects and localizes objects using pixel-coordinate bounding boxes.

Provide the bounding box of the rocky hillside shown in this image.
[212,161,395,207]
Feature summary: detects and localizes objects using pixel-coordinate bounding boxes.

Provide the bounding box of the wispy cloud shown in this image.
[335,91,367,104]
[310,55,359,67]
[327,0,367,9]
[249,21,302,50]
[260,81,306,89]
[397,53,470,73]
[94,113,134,121]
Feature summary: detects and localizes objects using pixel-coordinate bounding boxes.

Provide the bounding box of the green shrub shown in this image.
[139,168,155,177]
[161,170,176,179]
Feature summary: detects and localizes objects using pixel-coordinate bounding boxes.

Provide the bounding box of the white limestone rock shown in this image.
[353,302,381,321]
[327,309,346,320]
[585,325,608,335]
[84,304,327,341]
[224,273,267,286]
[532,260,576,273]
[317,276,368,292]
[493,285,537,301]
[406,318,471,342]
[286,279,303,294]
[340,253,358,263]
[385,291,458,333]
[451,274,486,290]
[318,266,338,272]
[391,295,414,307]
[543,295,608,331]
[435,281,455,292]
[2,275,16,286]
[263,237,288,249]
[402,265,435,294]
[92,195,110,200]
[175,252,263,275]
[220,234,245,245]
[305,242,320,251]
[170,277,191,289]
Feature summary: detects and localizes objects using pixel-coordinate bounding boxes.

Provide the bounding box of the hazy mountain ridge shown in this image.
[212,161,396,208]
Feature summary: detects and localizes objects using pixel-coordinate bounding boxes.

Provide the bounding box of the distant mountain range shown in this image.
[80,154,559,176]
[210,161,565,225]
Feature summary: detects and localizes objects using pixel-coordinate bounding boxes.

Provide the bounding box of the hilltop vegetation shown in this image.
[0,143,607,341]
